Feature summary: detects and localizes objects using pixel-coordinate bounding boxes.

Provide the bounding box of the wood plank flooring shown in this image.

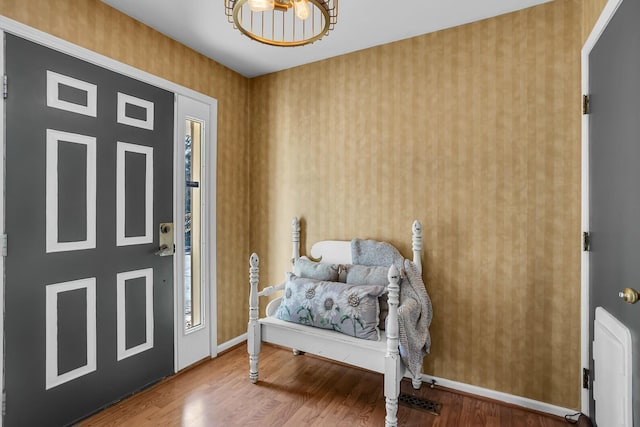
[77,344,570,426]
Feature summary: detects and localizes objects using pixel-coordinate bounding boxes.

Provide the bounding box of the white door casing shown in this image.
[581,1,625,414]
[0,27,5,427]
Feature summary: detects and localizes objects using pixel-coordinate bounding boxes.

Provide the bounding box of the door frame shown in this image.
[0,16,218,423]
[580,0,624,415]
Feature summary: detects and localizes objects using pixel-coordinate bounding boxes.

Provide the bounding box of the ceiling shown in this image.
[101,0,553,78]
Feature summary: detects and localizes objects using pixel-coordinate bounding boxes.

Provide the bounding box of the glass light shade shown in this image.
[293,0,310,20]
[248,0,274,12]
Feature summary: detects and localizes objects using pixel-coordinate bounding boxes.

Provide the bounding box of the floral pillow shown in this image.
[275,273,386,341]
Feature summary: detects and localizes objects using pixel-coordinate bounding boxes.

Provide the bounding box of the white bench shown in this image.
[248,218,424,427]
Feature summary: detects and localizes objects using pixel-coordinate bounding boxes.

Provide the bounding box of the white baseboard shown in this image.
[421,374,576,418]
[217,333,247,353]
[215,334,575,418]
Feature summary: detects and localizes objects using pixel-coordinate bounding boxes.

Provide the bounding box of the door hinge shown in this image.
[583,231,591,252]
[3,75,7,99]
[583,368,590,389]
[1,234,7,257]
[582,94,590,115]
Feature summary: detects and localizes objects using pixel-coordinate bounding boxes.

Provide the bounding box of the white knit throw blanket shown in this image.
[351,239,433,377]
[398,259,432,378]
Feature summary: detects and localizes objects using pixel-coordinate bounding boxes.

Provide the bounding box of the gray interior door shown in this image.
[4,34,174,426]
[589,0,640,424]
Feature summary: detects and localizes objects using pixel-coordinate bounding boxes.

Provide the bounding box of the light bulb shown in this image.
[248,0,275,12]
[293,0,310,20]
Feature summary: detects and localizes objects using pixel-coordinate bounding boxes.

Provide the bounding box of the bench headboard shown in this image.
[290,217,423,274]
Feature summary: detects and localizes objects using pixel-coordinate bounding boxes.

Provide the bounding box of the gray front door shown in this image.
[4,34,174,426]
[589,0,640,424]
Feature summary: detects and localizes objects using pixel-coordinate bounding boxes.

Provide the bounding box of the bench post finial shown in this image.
[292,217,300,264]
[412,220,422,275]
[248,253,261,383]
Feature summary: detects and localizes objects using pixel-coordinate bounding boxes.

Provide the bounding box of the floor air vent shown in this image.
[398,393,442,416]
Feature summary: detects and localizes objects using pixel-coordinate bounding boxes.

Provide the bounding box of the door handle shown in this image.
[619,288,639,304]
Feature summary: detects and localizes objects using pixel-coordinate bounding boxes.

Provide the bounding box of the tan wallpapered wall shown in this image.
[248,0,606,410]
[583,0,610,42]
[0,0,250,345]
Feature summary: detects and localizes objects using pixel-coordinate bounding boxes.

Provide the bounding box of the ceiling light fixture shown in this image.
[224,0,338,47]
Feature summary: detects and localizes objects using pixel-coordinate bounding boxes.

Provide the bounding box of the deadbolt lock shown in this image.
[155,222,174,256]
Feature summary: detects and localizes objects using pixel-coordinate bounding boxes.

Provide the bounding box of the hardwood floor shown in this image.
[77,344,570,426]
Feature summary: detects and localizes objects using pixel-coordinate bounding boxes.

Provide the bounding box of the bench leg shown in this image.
[248,322,260,383]
[247,316,261,383]
[384,355,401,427]
[384,396,399,427]
[249,354,259,383]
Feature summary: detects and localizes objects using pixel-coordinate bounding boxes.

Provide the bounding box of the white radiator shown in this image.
[593,306,633,427]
